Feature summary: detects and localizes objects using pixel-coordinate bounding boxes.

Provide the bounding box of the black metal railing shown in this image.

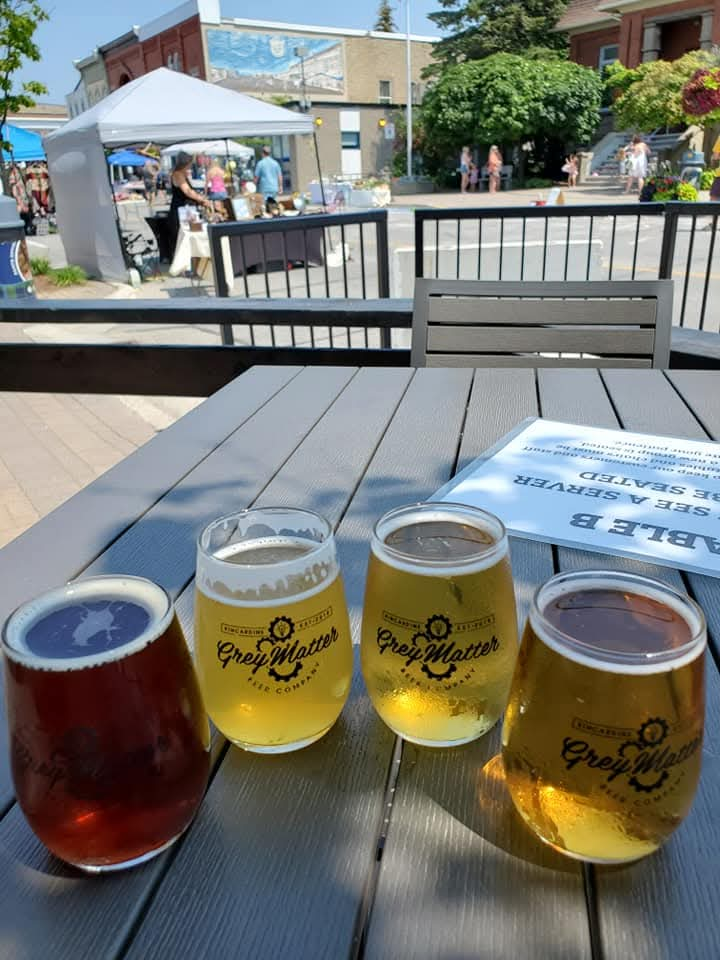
[414,202,720,331]
[0,299,412,395]
[660,202,720,333]
[208,210,390,314]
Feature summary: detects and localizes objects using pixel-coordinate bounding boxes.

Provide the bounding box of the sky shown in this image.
[17,0,440,103]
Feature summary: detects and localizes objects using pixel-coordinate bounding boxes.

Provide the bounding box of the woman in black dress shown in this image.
[167,151,212,254]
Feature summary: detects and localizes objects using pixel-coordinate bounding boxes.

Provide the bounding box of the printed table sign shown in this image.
[435,418,720,578]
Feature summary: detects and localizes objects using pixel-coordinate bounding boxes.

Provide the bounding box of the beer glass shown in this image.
[195,507,353,753]
[361,502,519,746]
[502,570,706,864]
[3,575,210,873]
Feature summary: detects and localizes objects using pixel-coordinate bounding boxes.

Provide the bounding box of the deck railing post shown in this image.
[376,211,392,347]
[659,202,680,281]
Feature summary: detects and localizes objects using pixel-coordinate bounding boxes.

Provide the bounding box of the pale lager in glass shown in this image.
[195,508,353,753]
[361,502,519,746]
[502,570,706,863]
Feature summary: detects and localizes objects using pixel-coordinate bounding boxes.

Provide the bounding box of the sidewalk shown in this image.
[0,390,200,549]
[390,178,633,209]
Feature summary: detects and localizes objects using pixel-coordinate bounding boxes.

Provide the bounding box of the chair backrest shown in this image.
[411,279,673,368]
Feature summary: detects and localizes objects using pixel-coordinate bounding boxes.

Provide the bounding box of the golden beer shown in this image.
[361,503,519,746]
[502,570,706,863]
[195,508,353,753]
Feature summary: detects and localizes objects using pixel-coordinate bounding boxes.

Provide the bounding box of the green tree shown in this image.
[427,0,568,73]
[374,1,397,32]
[0,0,48,151]
[606,51,719,132]
[422,54,601,157]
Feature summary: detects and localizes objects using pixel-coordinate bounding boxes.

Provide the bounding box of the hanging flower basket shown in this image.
[682,68,720,122]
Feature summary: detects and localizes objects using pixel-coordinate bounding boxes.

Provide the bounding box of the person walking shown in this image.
[459,146,471,194]
[486,145,503,194]
[254,145,283,212]
[625,135,650,195]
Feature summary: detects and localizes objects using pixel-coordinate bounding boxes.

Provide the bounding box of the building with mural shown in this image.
[559,0,719,71]
[67,0,435,189]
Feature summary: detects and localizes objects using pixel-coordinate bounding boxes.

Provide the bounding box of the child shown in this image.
[562,154,578,188]
[469,162,479,192]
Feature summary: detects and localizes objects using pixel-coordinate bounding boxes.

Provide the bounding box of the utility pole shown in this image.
[406,0,412,178]
[295,45,326,210]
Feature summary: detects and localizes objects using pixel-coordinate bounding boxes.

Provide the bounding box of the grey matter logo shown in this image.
[375,612,500,683]
[261,616,301,682]
[216,608,338,684]
[561,717,702,794]
[413,615,456,680]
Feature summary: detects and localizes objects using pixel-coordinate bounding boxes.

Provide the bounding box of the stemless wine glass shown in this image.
[195,507,353,753]
[361,502,519,746]
[3,575,210,872]
[502,569,706,864]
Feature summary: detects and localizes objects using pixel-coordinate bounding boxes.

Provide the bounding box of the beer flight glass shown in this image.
[3,575,210,872]
[194,507,353,753]
[2,507,707,871]
[502,570,706,863]
[360,502,520,746]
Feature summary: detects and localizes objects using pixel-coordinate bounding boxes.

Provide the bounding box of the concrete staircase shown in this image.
[590,131,629,176]
[590,129,691,177]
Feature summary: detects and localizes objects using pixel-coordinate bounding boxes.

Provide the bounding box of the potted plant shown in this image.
[640,176,699,202]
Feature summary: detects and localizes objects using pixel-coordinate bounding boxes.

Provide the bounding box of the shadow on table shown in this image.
[400,732,576,873]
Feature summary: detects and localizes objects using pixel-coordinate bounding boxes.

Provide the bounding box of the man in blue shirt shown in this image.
[254,145,283,211]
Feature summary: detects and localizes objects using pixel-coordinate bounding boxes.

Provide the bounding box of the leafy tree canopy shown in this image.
[605,51,718,131]
[427,0,568,74]
[422,53,601,154]
[374,1,397,32]
[0,0,48,148]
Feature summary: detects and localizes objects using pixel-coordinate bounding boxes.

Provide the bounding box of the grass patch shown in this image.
[30,257,51,276]
[49,265,88,287]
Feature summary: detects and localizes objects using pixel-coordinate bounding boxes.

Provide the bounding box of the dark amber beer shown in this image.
[502,570,706,863]
[361,502,519,746]
[3,576,210,872]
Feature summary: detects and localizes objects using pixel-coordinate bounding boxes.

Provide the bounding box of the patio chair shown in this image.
[411,279,673,368]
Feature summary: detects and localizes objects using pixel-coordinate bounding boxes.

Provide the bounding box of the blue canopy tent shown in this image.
[106,149,146,166]
[1,124,45,162]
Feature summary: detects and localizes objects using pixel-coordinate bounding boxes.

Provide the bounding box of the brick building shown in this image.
[68,0,434,188]
[559,0,719,71]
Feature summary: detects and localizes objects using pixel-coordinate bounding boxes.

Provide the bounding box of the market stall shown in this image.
[44,68,313,281]
[1,124,45,163]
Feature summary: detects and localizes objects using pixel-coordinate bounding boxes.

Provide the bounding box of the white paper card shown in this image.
[437,418,720,577]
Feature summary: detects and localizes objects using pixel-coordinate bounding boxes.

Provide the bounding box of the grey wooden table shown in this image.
[0,366,719,960]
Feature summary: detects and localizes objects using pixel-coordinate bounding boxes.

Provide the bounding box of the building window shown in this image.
[341,131,360,149]
[379,80,392,103]
[411,81,423,105]
[598,44,619,72]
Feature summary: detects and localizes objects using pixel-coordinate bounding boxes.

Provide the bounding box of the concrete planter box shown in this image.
[392,177,435,195]
[344,185,392,208]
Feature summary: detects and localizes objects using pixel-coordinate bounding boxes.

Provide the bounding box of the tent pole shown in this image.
[225,138,234,198]
[313,128,326,212]
[104,148,129,272]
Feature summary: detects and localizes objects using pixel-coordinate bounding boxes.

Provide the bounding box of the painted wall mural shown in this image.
[207,29,344,95]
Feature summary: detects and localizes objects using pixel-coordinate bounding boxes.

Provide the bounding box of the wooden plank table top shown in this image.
[1,366,719,960]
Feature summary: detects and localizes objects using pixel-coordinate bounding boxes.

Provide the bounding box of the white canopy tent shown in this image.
[44,68,313,281]
[160,140,255,161]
